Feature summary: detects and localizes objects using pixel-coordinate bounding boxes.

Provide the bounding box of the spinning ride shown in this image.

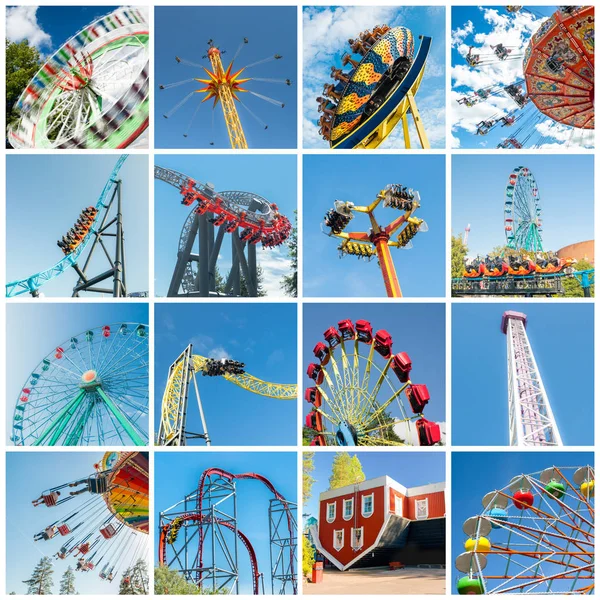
[159,467,297,595]
[12,323,149,446]
[456,465,594,594]
[304,318,441,446]
[157,344,297,446]
[155,165,292,297]
[505,167,543,253]
[6,155,131,298]
[9,8,149,149]
[32,452,149,582]
[160,39,292,148]
[317,24,432,149]
[323,184,428,297]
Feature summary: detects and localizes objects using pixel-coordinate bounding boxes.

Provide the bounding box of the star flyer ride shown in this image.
[317,24,432,149]
[32,452,149,583]
[456,6,594,149]
[12,323,149,446]
[456,465,594,594]
[155,165,292,297]
[323,184,428,298]
[304,318,441,447]
[6,155,133,298]
[159,467,297,595]
[9,7,149,149]
[157,344,297,446]
[159,38,292,148]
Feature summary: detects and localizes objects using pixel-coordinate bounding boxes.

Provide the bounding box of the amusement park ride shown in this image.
[32,452,148,584]
[159,38,292,148]
[456,465,594,594]
[502,311,562,447]
[6,155,142,298]
[157,344,297,446]
[455,6,594,149]
[159,467,297,594]
[9,7,149,149]
[304,318,442,446]
[453,165,594,297]
[317,24,432,149]
[11,322,149,447]
[155,165,292,297]
[323,185,428,298]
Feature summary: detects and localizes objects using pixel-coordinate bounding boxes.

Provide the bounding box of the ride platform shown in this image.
[452,274,564,297]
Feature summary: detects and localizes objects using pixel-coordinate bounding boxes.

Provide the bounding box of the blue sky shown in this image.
[154,154,296,297]
[303,6,446,148]
[452,304,594,446]
[305,451,445,521]
[6,6,122,52]
[452,155,594,257]
[155,303,297,446]
[155,6,297,149]
[6,155,149,297]
[7,451,147,595]
[451,451,594,593]
[154,452,297,594]
[303,303,446,430]
[303,155,445,297]
[451,6,594,149]
[6,303,149,441]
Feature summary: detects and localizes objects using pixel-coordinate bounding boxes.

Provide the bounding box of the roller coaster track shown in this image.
[6,155,128,297]
[159,351,297,445]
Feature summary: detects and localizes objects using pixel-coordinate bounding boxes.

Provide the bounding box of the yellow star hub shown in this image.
[195,47,249,149]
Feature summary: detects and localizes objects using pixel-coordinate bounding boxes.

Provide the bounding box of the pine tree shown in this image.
[281,210,298,297]
[23,557,54,595]
[58,567,76,595]
[154,566,201,595]
[119,559,149,595]
[328,453,366,490]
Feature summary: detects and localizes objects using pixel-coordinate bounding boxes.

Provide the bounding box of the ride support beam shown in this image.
[231,234,258,297]
[96,388,145,446]
[33,390,86,446]
[169,214,199,297]
[197,213,210,296]
[371,233,402,297]
[406,90,430,149]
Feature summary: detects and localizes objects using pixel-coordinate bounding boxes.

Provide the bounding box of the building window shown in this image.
[394,495,403,517]
[416,498,429,520]
[343,498,354,520]
[326,502,336,523]
[351,527,364,550]
[333,529,344,551]
[361,493,374,518]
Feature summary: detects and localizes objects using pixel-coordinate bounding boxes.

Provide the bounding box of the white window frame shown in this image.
[351,526,364,550]
[326,501,336,523]
[333,529,345,551]
[415,498,429,520]
[394,494,403,517]
[343,497,354,521]
[361,493,374,518]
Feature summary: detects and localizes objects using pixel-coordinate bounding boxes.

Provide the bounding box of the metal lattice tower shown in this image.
[204,47,248,149]
[269,498,298,594]
[501,311,562,446]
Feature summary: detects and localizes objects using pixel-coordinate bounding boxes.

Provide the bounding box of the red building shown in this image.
[312,475,445,570]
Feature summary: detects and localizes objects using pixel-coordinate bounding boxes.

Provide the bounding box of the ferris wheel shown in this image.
[304,318,440,446]
[504,167,543,253]
[8,7,149,149]
[12,323,149,447]
[456,465,594,595]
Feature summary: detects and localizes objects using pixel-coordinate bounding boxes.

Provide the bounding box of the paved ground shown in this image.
[303,567,446,595]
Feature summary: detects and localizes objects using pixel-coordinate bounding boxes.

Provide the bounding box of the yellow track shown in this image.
[160,354,297,443]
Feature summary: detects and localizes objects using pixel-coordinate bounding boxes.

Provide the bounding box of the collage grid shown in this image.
[0,0,597,597]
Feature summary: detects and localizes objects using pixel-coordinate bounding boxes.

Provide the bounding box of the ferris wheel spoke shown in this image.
[96,388,146,445]
[100,339,148,379]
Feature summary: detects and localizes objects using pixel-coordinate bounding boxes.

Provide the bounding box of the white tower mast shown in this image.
[501,311,563,447]
[463,223,470,245]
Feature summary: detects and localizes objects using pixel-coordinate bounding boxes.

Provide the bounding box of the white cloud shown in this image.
[258,247,293,296]
[6,6,51,48]
[451,20,474,47]
[207,346,232,360]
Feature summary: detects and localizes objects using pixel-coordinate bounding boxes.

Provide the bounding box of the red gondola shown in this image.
[313,342,330,365]
[355,320,373,343]
[305,387,322,408]
[324,326,341,347]
[391,352,412,383]
[337,319,356,340]
[307,363,324,385]
[406,384,430,414]
[416,418,441,446]
[374,330,393,358]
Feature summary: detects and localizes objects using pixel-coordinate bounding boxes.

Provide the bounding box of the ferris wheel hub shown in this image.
[80,369,101,390]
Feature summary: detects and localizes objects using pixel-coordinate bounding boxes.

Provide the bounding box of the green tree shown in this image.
[302,426,316,446]
[281,210,298,297]
[328,453,365,490]
[220,265,266,296]
[24,557,54,595]
[6,40,41,132]
[303,452,316,504]
[451,234,468,278]
[58,567,76,595]
[120,559,148,595]
[562,259,595,298]
[302,534,316,577]
[154,566,200,595]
